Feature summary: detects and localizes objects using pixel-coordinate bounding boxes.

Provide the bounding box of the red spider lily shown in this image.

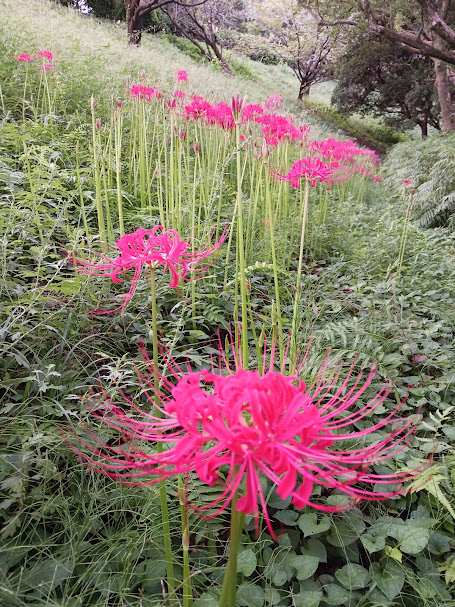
[241,104,264,121]
[40,63,53,72]
[173,89,185,98]
[69,226,227,315]
[185,95,213,121]
[373,176,382,182]
[264,94,283,111]
[68,337,425,538]
[274,156,353,189]
[177,69,188,82]
[130,84,162,101]
[39,49,53,60]
[309,138,380,167]
[16,53,33,62]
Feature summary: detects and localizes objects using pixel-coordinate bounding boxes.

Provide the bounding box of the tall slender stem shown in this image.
[150,267,176,606]
[218,492,245,607]
[290,180,310,366]
[235,119,248,368]
[178,476,193,607]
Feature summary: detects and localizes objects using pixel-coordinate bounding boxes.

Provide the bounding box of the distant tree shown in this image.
[124,0,207,45]
[332,28,441,138]
[252,0,337,99]
[163,0,247,75]
[298,0,455,130]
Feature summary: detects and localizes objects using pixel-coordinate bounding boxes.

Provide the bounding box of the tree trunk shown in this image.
[127,11,144,45]
[298,82,310,100]
[418,120,428,139]
[433,35,455,131]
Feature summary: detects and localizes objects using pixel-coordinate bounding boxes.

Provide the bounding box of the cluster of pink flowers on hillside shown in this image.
[122,69,382,181]
[16,49,54,72]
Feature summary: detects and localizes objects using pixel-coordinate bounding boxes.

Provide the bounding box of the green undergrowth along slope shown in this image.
[382,132,455,231]
[0,3,455,607]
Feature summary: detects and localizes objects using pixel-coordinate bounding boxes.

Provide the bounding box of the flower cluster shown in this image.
[70,339,423,536]
[310,138,380,167]
[130,84,162,101]
[70,226,227,315]
[16,53,33,63]
[16,49,54,65]
[264,93,283,111]
[183,94,309,145]
[275,156,352,189]
[176,69,188,82]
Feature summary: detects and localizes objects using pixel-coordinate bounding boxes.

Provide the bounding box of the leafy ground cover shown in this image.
[1,1,455,606]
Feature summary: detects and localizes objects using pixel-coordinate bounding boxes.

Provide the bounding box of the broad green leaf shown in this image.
[290,554,319,580]
[264,588,281,605]
[237,548,257,577]
[193,592,218,607]
[274,509,299,525]
[24,557,73,592]
[304,538,327,563]
[323,583,350,605]
[298,512,331,537]
[427,530,450,556]
[361,531,386,553]
[237,582,265,607]
[336,564,371,590]
[293,590,323,607]
[370,559,404,600]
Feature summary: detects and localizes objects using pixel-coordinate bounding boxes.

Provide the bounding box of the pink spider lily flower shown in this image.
[273,156,353,189]
[69,226,227,315]
[16,53,33,62]
[39,49,53,60]
[173,89,185,98]
[130,84,161,101]
[177,69,188,82]
[373,176,382,182]
[264,93,283,111]
[40,63,53,72]
[68,337,426,539]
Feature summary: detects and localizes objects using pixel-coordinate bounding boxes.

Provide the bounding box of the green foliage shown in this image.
[301,98,403,152]
[1,1,455,606]
[332,28,440,138]
[382,132,455,230]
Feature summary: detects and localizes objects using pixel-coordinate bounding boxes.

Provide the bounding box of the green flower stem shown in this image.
[178,476,193,607]
[235,119,248,368]
[75,144,90,240]
[290,179,310,366]
[114,106,124,237]
[218,492,245,607]
[91,97,106,243]
[265,170,284,362]
[22,64,28,121]
[150,267,176,606]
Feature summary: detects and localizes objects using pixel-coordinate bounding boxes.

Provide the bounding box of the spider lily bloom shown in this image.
[40,63,53,72]
[274,156,353,189]
[70,337,425,538]
[38,49,53,60]
[177,69,188,82]
[130,84,161,101]
[16,53,33,62]
[69,226,227,315]
[310,138,380,167]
